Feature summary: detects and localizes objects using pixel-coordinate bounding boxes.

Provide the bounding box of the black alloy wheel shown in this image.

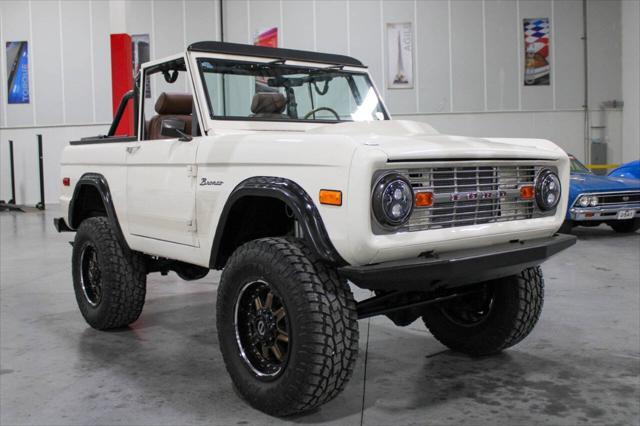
[440,284,495,328]
[79,243,103,307]
[234,280,290,378]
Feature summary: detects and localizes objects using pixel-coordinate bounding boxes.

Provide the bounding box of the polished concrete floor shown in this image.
[1,207,639,425]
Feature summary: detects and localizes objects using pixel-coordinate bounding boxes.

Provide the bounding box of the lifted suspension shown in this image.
[356,287,482,324]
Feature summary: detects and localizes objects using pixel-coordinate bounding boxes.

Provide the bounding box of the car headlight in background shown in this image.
[578,195,598,207]
[579,196,590,207]
[372,173,414,227]
[535,169,561,211]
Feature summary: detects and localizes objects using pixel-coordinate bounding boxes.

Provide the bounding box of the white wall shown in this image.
[0,0,631,206]
[0,0,115,206]
[226,0,598,114]
[0,0,220,205]
[226,0,624,164]
[0,0,113,127]
[621,0,640,161]
[0,124,110,206]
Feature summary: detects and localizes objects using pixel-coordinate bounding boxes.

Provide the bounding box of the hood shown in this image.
[609,160,640,179]
[569,173,640,194]
[307,120,563,161]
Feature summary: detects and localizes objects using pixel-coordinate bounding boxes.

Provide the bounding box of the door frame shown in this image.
[136,54,207,141]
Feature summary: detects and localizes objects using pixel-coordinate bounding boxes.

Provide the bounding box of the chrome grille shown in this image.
[398,164,538,231]
[594,192,640,206]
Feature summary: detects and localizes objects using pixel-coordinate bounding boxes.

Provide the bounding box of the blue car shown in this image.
[562,155,640,233]
[609,159,640,180]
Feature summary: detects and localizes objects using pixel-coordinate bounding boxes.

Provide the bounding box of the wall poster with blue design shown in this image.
[6,41,30,104]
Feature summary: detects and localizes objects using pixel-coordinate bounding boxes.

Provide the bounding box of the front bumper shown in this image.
[570,203,640,221]
[338,233,576,291]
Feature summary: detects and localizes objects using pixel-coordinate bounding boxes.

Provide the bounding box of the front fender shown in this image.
[209,176,346,269]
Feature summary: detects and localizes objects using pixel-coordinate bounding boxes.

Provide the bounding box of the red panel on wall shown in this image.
[110,34,133,136]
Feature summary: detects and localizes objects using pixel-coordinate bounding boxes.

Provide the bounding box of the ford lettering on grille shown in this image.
[450,190,507,202]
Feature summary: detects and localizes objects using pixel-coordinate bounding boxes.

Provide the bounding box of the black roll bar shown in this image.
[107,90,136,137]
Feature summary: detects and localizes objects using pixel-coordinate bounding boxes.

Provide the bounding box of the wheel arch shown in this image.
[209,176,346,270]
[68,173,129,251]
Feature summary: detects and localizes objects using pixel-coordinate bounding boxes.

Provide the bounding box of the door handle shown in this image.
[126,146,141,154]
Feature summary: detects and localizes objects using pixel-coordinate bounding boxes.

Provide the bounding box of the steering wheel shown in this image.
[303,107,340,120]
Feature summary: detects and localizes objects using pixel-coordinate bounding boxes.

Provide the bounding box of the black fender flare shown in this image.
[68,173,130,251]
[209,176,346,269]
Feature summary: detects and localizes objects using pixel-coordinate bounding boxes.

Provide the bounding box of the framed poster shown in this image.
[6,41,30,104]
[254,27,278,48]
[523,18,550,86]
[387,22,413,89]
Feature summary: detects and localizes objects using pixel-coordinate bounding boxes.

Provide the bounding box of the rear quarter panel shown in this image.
[59,141,134,236]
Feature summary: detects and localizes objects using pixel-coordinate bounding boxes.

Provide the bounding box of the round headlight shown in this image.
[535,169,561,211]
[372,173,414,227]
[589,196,598,207]
[579,195,591,207]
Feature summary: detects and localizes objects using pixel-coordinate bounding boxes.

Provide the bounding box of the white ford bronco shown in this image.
[55,41,576,416]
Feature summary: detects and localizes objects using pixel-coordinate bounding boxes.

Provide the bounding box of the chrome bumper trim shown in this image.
[570,203,640,221]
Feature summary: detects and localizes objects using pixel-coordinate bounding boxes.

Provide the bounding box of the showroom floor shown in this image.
[1,207,638,426]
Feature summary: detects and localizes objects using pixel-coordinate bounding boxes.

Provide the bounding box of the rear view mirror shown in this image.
[160,119,192,141]
[160,119,186,138]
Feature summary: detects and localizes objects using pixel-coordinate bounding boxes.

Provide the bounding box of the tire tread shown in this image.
[217,237,358,416]
[423,266,544,356]
[73,217,146,330]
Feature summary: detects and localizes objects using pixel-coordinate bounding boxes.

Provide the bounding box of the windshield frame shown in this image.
[195,56,389,125]
[569,155,593,174]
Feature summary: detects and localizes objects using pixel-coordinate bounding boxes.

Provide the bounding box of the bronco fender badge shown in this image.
[200,178,223,186]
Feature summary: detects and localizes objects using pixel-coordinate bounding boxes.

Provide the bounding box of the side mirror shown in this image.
[160,119,192,141]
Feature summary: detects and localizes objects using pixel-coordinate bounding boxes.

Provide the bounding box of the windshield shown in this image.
[569,155,592,174]
[197,58,387,123]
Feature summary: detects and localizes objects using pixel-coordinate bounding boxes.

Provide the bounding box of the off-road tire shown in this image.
[608,218,640,233]
[72,217,146,330]
[422,267,544,356]
[216,237,359,416]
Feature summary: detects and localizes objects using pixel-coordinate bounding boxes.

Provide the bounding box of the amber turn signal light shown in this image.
[520,185,535,200]
[319,189,342,206]
[415,191,433,207]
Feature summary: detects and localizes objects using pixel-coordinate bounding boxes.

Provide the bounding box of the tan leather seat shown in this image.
[147,92,193,140]
[250,92,287,119]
